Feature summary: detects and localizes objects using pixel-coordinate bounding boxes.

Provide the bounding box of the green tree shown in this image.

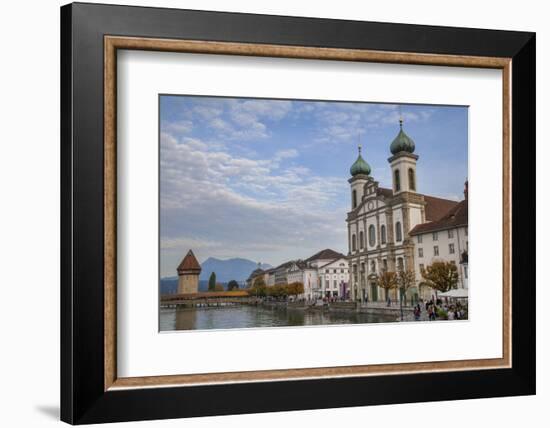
[420,261,459,296]
[208,272,216,291]
[248,277,267,297]
[227,280,239,291]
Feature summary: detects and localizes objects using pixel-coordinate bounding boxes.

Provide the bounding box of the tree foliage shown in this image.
[248,276,267,297]
[398,269,416,291]
[376,271,398,291]
[214,283,224,292]
[420,261,459,294]
[208,272,216,291]
[227,280,239,291]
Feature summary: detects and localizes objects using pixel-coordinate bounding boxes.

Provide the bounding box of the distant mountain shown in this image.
[160,258,271,294]
[199,257,272,283]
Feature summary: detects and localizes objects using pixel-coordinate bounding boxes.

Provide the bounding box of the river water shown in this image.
[160,305,397,331]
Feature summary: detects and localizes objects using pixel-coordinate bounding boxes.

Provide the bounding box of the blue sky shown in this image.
[159,95,468,277]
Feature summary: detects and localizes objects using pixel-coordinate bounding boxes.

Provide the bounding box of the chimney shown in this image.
[464,180,468,200]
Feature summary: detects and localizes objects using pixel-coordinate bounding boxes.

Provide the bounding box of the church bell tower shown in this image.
[388,119,419,195]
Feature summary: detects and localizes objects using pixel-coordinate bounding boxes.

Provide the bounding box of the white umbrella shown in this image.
[439,288,469,299]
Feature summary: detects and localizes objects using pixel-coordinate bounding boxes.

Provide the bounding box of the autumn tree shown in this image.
[420,261,459,296]
[208,272,216,291]
[214,283,224,292]
[287,282,304,297]
[248,276,267,297]
[398,269,416,302]
[376,271,398,300]
[227,280,239,291]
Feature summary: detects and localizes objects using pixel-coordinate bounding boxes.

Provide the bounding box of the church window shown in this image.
[434,245,439,256]
[449,243,455,254]
[370,260,376,274]
[432,232,438,241]
[417,235,423,243]
[359,231,364,249]
[352,189,357,208]
[397,257,404,271]
[418,248,423,258]
[383,259,388,271]
[352,234,357,251]
[368,225,376,247]
[395,221,403,242]
[408,168,416,191]
[381,225,387,244]
[448,229,454,238]
[394,169,401,192]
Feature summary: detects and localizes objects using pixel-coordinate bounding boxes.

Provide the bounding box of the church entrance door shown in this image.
[370,282,378,301]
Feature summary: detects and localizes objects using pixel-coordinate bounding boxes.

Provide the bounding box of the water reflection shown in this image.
[160,305,397,331]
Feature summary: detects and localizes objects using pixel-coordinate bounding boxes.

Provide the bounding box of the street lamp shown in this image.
[399,286,405,321]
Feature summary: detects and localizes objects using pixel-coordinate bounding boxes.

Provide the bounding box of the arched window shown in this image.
[395,221,402,242]
[368,225,376,247]
[359,231,364,249]
[352,189,357,208]
[408,168,416,191]
[381,225,386,244]
[394,169,401,192]
[352,234,357,251]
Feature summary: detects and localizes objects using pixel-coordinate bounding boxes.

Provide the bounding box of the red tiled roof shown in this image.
[306,249,345,262]
[177,250,202,274]
[423,195,459,222]
[410,199,468,235]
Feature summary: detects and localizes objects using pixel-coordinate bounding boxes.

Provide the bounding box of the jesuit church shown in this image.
[346,119,468,303]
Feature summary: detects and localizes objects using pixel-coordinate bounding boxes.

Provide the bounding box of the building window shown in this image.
[432,232,438,241]
[417,235,423,243]
[352,189,357,208]
[419,263,425,272]
[395,221,402,242]
[449,243,455,254]
[383,259,388,271]
[448,229,454,238]
[359,231,364,249]
[381,225,386,244]
[397,257,404,271]
[352,234,356,251]
[418,247,423,258]
[408,168,416,191]
[394,169,401,192]
[370,260,376,274]
[464,266,468,279]
[368,225,376,247]
[434,245,439,256]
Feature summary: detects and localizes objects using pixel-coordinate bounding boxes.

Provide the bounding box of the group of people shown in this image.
[411,298,467,321]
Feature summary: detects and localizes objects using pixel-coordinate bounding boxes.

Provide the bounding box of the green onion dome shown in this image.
[350,145,371,176]
[390,119,415,155]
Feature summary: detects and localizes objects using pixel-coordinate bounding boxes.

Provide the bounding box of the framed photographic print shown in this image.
[61,2,535,424]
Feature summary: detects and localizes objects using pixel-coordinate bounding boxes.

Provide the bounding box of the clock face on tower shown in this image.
[367,201,374,211]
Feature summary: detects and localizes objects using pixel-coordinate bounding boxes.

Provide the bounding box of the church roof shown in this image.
[306,248,346,262]
[423,195,460,222]
[349,146,371,176]
[374,187,458,222]
[390,119,416,155]
[409,199,468,235]
[177,250,202,275]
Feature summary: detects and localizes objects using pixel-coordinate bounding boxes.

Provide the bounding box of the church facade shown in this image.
[346,120,468,303]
